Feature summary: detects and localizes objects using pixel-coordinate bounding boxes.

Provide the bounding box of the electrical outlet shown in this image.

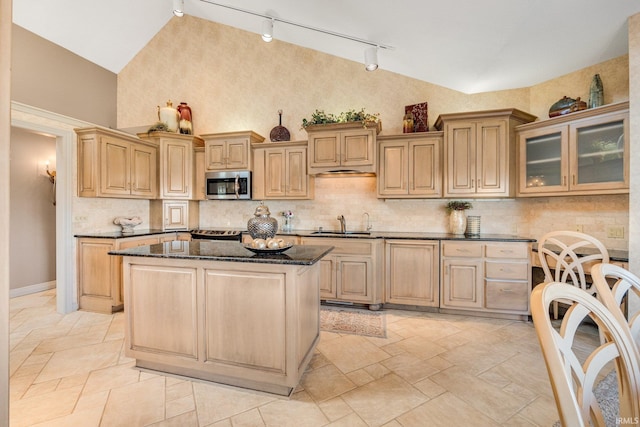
[74,215,88,222]
[575,224,584,233]
[607,225,624,239]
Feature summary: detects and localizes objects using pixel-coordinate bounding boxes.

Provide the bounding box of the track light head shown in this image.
[173,0,184,17]
[364,46,378,71]
[261,19,274,42]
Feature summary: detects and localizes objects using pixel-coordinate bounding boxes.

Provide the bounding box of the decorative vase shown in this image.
[403,111,415,133]
[449,210,467,235]
[158,100,179,132]
[177,102,193,135]
[589,74,604,108]
[247,202,278,239]
[283,217,292,232]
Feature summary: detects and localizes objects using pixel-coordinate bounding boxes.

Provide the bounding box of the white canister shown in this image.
[158,100,179,132]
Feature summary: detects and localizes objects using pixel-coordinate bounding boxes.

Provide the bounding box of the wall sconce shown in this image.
[261,19,274,42]
[173,0,184,17]
[46,162,56,184]
[364,46,378,71]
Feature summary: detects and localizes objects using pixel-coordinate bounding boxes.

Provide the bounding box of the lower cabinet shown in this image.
[76,233,186,313]
[440,240,531,318]
[385,240,439,307]
[300,237,383,310]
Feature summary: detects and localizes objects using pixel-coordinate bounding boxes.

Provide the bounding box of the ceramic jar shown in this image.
[158,100,179,132]
[247,202,278,239]
[449,210,467,235]
[177,102,193,135]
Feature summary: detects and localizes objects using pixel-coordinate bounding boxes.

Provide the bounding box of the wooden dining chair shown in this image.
[537,231,610,319]
[592,263,640,347]
[531,282,640,427]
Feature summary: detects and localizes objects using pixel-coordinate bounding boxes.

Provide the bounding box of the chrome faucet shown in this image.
[337,215,346,233]
[363,212,372,231]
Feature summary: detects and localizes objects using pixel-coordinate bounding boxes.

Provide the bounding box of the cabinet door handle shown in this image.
[563,176,567,186]
[572,175,576,185]
[500,268,513,273]
[500,249,514,254]
[456,248,470,253]
[500,288,513,293]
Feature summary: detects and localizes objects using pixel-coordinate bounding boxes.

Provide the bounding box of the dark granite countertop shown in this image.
[287,230,536,242]
[109,240,334,266]
[531,243,629,263]
[74,229,179,239]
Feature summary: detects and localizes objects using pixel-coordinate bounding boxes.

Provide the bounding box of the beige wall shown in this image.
[628,12,640,317]
[117,15,631,250]
[11,24,117,128]
[9,127,56,290]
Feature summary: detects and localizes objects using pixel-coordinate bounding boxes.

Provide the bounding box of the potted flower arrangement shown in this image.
[281,210,294,232]
[445,201,472,234]
[301,108,381,133]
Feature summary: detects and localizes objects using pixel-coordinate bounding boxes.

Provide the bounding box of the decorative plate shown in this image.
[243,243,293,254]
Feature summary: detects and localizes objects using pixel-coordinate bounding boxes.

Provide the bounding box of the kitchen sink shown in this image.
[311,231,371,236]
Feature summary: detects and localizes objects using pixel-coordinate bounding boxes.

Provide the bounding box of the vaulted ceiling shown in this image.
[12,0,640,94]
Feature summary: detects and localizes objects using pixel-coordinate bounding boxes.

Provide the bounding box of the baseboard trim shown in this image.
[10,281,56,298]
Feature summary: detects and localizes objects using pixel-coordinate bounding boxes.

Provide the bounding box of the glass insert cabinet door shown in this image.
[570,117,626,189]
[519,124,569,193]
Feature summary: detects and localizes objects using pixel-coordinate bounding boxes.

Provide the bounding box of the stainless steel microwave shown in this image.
[205,170,252,200]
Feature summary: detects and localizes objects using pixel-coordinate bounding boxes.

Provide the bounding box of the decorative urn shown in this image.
[247,202,278,239]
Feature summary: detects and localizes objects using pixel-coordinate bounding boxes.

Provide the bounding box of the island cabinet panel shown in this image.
[385,240,439,307]
[204,270,286,373]
[128,265,198,359]
[120,256,322,396]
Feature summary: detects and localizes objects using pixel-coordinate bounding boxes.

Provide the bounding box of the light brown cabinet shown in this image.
[76,127,157,199]
[377,132,443,198]
[440,240,531,319]
[252,141,314,200]
[305,122,379,174]
[150,200,200,231]
[138,132,204,199]
[385,240,439,307]
[193,147,205,200]
[300,237,383,309]
[435,109,536,198]
[516,101,629,197]
[77,233,184,313]
[200,131,265,171]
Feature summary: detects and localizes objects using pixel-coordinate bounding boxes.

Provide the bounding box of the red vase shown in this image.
[177,102,193,135]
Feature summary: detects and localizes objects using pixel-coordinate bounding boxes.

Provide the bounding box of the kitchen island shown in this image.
[109,240,333,396]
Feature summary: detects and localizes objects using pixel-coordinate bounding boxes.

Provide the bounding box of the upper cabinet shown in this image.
[76,127,157,199]
[252,141,314,200]
[516,101,629,197]
[435,109,536,198]
[138,132,204,200]
[200,131,265,171]
[305,122,379,174]
[377,132,443,198]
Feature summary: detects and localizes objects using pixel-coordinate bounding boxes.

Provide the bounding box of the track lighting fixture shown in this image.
[199,1,393,70]
[261,19,274,43]
[364,46,378,71]
[173,0,184,17]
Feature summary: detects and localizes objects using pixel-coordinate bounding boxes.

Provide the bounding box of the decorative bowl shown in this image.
[113,216,143,233]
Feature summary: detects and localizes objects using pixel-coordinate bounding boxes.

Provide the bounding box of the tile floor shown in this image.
[9,290,599,426]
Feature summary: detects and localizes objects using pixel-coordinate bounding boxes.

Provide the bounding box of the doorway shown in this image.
[9,127,56,296]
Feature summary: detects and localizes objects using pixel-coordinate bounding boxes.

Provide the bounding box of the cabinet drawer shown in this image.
[442,242,482,257]
[301,237,374,255]
[485,243,528,259]
[485,261,529,280]
[485,280,529,312]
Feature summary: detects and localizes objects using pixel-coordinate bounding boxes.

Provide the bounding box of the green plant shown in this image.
[445,201,473,212]
[301,108,380,129]
[147,122,171,133]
